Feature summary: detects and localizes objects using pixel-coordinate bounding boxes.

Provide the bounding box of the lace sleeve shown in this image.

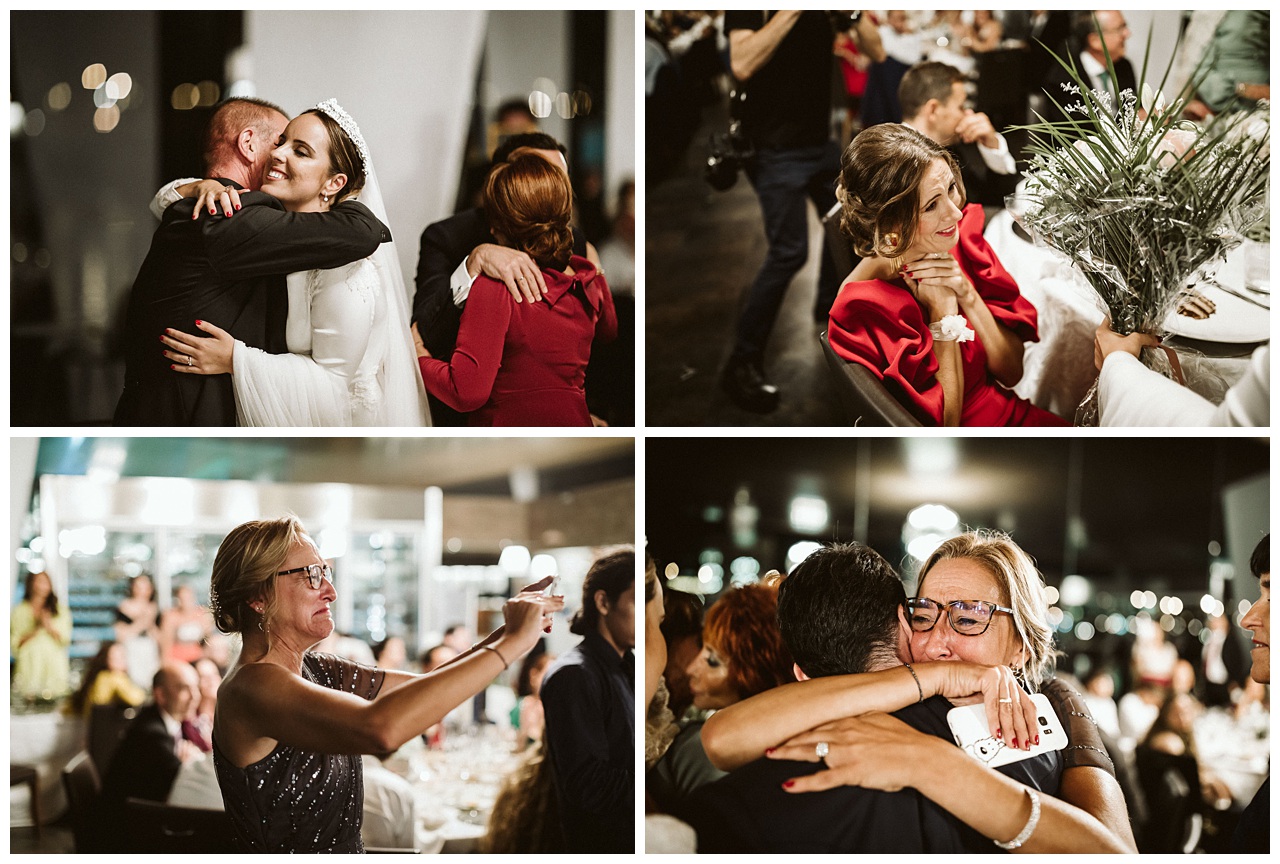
[304,652,385,701]
[1041,676,1116,776]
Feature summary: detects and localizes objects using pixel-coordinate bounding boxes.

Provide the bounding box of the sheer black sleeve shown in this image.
[1041,676,1116,776]
[303,651,385,701]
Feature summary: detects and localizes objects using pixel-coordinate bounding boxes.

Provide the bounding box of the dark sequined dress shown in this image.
[213,652,386,853]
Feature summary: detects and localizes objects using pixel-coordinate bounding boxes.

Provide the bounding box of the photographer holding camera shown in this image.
[719,11,883,413]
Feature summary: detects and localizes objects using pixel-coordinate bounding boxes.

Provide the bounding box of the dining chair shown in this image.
[819,330,924,426]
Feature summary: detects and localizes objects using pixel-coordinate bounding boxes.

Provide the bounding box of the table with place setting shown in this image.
[984,203,1268,421]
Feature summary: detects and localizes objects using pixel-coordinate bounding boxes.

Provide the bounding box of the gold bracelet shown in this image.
[481,643,509,670]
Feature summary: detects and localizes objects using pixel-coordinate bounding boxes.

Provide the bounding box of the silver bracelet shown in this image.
[994,787,1041,850]
[480,643,509,670]
[903,662,924,703]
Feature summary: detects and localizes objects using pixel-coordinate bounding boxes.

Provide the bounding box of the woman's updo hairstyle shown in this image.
[837,123,966,259]
[484,148,574,270]
[302,109,366,205]
[701,583,794,701]
[209,515,312,637]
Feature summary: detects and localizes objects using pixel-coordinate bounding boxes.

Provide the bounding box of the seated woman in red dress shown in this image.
[415,149,616,426]
[828,124,1067,426]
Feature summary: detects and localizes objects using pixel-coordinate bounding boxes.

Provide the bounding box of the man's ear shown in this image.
[592,588,610,616]
[793,663,809,682]
[237,128,256,163]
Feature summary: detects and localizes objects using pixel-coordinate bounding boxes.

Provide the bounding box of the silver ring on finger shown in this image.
[815,741,830,760]
[185,355,194,366]
[998,697,1014,704]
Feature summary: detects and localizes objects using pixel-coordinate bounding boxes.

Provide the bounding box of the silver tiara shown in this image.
[312,98,370,177]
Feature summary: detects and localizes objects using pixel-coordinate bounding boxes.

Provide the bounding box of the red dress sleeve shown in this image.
[418,278,510,413]
[955,204,1039,343]
[827,280,944,425]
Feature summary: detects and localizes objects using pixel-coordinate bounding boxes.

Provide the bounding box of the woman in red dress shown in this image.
[828,124,1067,426]
[415,149,616,426]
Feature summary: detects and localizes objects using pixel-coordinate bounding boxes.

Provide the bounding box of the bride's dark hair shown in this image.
[484,148,574,270]
[303,109,366,205]
[837,123,966,259]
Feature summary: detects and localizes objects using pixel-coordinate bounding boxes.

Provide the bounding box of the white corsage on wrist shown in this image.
[929,315,975,343]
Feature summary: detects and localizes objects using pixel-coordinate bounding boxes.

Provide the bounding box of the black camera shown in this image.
[704,88,755,191]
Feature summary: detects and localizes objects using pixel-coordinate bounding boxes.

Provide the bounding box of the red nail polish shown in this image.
[765,747,775,756]
[170,364,177,370]
[196,320,203,326]
[782,780,795,789]
[995,729,1002,740]
[235,204,241,210]
[1011,737,1018,748]
[1035,735,1040,746]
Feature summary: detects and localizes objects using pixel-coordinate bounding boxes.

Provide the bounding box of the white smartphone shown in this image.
[542,574,561,598]
[946,693,1068,768]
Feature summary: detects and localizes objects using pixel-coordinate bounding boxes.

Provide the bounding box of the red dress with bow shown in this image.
[419,255,617,426]
[827,205,1068,426]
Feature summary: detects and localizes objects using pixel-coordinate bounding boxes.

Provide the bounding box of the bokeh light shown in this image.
[47,82,72,111]
[81,63,107,90]
[93,105,120,133]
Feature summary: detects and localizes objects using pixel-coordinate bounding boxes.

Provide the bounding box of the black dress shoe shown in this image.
[720,356,780,413]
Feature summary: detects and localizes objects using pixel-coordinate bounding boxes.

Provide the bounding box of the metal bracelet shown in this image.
[903,662,924,703]
[993,787,1041,850]
[481,643,509,670]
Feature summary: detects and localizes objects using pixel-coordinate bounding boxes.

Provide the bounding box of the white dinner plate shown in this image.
[1162,247,1270,343]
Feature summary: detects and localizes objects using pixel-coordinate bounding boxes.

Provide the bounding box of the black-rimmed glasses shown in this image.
[906,597,1013,636]
[277,563,333,590]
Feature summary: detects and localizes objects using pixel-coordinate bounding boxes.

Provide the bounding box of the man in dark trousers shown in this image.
[1039,10,1136,131]
[113,97,390,426]
[540,548,635,852]
[411,132,597,426]
[719,11,883,414]
[686,543,1064,853]
[98,662,202,844]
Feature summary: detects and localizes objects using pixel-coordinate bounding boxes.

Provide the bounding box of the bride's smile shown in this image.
[259,113,347,213]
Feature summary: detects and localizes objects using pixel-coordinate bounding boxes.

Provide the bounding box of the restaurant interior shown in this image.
[10,436,635,853]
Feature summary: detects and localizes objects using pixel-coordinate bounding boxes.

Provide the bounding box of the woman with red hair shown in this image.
[647,582,794,816]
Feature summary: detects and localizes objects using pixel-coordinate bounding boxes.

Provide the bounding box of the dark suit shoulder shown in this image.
[421,207,490,247]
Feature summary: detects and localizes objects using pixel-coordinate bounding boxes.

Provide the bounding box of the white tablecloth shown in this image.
[984,209,1260,420]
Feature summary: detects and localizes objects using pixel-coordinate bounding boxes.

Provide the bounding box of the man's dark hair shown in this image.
[570,547,635,636]
[1250,534,1270,579]
[1070,11,1101,53]
[660,587,704,646]
[777,543,906,678]
[492,132,566,166]
[496,98,536,124]
[898,61,966,121]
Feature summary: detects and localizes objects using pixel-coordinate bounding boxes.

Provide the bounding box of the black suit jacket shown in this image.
[950,141,1019,208]
[1039,53,1136,133]
[99,704,181,807]
[685,695,1063,853]
[113,186,389,426]
[411,207,587,425]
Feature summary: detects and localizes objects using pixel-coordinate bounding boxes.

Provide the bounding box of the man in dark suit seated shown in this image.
[685,543,1062,853]
[411,132,598,426]
[98,662,204,846]
[899,61,1020,208]
[1038,10,1136,133]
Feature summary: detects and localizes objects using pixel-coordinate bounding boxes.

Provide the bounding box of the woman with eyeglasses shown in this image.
[700,530,1136,852]
[207,516,562,853]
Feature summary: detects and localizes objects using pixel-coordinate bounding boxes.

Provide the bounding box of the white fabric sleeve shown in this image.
[1099,352,1218,426]
[976,135,1017,176]
[150,177,202,221]
[231,339,353,427]
[450,255,478,307]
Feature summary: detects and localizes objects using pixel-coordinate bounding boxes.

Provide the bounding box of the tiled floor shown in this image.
[645,101,842,427]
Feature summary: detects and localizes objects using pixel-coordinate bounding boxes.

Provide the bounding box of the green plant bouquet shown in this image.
[1013,33,1269,423]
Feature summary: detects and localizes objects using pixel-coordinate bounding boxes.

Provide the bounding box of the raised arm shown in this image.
[201,195,390,282]
[772,713,1136,853]
[728,11,803,81]
[702,661,1036,770]
[226,589,559,756]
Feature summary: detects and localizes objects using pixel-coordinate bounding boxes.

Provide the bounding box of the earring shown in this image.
[320,192,330,205]
[882,232,904,273]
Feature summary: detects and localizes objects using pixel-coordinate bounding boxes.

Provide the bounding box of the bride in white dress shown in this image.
[157,99,429,427]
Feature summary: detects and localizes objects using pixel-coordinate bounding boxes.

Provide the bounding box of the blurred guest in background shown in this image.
[1118,680,1164,743]
[1130,614,1179,688]
[959,11,1003,55]
[659,587,704,722]
[481,735,564,853]
[372,636,408,671]
[1233,533,1269,853]
[862,10,921,127]
[1201,612,1249,707]
[10,570,72,701]
[513,649,555,748]
[160,584,214,665]
[360,753,417,851]
[649,581,793,815]
[66,641,147,719]
[586,177,636,427]
[193,656,222,742]
[115,573,162,689]
[1040,11,1135,130]
[99,662,204,838]
[1181,11,1269,121]
[420,642,458,672]
[541,547,635,852]
[1082,667,1122,741]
